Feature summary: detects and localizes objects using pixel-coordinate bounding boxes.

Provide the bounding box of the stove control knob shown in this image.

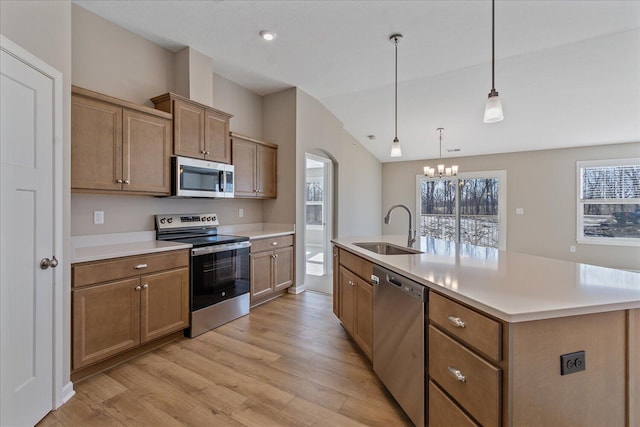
[201,216,206,222]
[160,218,166,224]
[167,218,173,224]
[207,216,212,221]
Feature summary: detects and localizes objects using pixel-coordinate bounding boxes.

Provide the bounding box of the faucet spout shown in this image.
[383,204,416,248]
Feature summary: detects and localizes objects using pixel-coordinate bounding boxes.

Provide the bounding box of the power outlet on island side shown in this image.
[560,350,586,375]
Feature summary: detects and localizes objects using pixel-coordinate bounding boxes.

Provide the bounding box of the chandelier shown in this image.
[424,128,459,178]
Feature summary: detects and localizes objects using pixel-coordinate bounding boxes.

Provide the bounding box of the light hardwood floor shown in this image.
[39,292,412,426]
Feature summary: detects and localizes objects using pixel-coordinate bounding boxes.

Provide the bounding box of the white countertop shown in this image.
[218,223,295,240]
[333,235,640,323]
[71,232,192,263]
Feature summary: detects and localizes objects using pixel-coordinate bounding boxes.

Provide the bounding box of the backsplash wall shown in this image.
[71,194,263,236]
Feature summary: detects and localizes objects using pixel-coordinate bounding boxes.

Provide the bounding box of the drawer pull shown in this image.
[135,285,142,291]
[134,264,148,269]
[447,316,466,328]
[142,283,148,289]
[447,366,466,382]
[271,241,278,246]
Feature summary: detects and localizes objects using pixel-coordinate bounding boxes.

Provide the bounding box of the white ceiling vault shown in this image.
[73,0,640,162]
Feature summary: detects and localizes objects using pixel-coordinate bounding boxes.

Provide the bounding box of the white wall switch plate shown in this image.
[93,210,104,225]
[239,208,244,218]
[516,208,524,215]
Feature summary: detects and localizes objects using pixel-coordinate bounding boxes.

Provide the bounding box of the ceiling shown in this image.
[73,0,640,162]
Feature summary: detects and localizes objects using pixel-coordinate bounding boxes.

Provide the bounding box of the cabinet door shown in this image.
[339,267,356,336]
[123,109,171,194]
[72,278,140,369]
[173,99,204,158]
[332,246,340,317]
[232,138,257,197]
[273,246,294,291]
[250,251,274,299]
[354,276,373,359]
[256,145,277,198]
[140,268,189,343]
[204,109,230,163]
[71,95,122,191]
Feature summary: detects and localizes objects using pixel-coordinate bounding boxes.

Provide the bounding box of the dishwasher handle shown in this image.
[387,276,403,287]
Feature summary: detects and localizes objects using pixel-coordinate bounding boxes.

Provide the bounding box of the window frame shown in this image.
[415,170,507,250]
[576,158,640,247]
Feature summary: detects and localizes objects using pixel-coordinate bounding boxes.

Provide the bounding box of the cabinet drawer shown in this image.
[429,326,501,427]
[430,291,502,361]
[339,249,373,283]
[429,380,479,427]
[73,250,190,288]
[250,235,293,253]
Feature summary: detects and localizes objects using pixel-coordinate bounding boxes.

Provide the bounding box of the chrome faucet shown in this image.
[384,204,416,248]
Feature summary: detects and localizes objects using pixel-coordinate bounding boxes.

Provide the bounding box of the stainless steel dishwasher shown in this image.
[372,265,427,427]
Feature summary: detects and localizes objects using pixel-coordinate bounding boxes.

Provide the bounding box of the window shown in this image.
[577,159,640,246]
[416,171,506,250]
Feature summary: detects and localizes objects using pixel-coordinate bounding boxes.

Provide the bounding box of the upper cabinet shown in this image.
[151,93,232,163]
[71,86,172,195]
[231,132,277,199]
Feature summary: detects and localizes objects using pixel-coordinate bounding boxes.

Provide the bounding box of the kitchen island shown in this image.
[332,235,639,427]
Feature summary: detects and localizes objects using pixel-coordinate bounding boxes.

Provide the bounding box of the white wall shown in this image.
[70,4,264,236]
[1,0,73,402]
[382,142,640,270]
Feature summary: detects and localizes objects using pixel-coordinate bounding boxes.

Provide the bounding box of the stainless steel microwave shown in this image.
[172,156,234,198]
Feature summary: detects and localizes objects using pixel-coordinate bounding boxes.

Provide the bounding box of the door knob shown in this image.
[40,256,59,270]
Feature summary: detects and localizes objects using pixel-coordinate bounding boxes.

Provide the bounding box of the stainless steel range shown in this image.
[156,213,250,337]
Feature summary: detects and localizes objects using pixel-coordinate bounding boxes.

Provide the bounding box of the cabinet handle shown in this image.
[201,150,207,154]
[271,242,278,246]
[124,179,130,185]
[274,254,278,258]
[447,366,466,382]
[134,264,148,269]
[135,285,142,291]
[116,179,123,184]
[142,283,148,289]
[447,316,466,328]
[272,254,276,259]
[205,151,210,155]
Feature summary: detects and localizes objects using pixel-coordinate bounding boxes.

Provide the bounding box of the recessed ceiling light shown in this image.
[259,30,276,41]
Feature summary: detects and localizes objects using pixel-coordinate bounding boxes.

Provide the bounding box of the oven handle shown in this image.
[191,241,251,256]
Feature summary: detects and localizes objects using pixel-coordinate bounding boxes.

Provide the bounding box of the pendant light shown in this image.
[483,0,504,123]
[424,128,458,178]
[389,33,403,157]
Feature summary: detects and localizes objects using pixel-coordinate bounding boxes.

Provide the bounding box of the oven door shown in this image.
[190,242,250,311]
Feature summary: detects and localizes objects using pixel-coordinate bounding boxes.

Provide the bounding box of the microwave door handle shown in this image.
[219,170,225,192]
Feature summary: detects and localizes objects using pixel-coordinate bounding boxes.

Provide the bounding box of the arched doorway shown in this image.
[304,152,334,293]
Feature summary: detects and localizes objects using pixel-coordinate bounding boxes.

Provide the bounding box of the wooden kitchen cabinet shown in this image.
[249,234,294,306]
[231,132,277,198]
[71,250,189,380]
[71,86,172,195]
[332,245,340,318]
[151,92,232,163]
[333,248,374,360]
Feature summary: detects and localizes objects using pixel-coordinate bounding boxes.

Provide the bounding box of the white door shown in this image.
[1,43,57,426]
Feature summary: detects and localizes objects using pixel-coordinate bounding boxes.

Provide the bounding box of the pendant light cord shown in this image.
[491,0,495,91]
[394,37,398,140]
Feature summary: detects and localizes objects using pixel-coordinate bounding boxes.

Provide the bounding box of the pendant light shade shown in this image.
[389,34,403,157]
[483,0,504,123]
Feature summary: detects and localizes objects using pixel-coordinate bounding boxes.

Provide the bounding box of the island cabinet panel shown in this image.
[71,86,172,195]
[71,249,189,380]
[334,249,374,360]
[231,133,278,199]
[509,310,627,427]
[249,234,294,306]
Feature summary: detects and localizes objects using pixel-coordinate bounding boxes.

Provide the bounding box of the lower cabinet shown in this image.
[339,266,373,359]
[333,247,374,361]
[250,234,294,306]
[71,250,189,379]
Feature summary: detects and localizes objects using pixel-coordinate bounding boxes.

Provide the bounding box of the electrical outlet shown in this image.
[560,350,585,375]
[569,245,576,253]
[93,210,104,225]
[516,208,524,215]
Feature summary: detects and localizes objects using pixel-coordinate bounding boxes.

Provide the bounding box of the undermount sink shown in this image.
[353,242,422,255]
